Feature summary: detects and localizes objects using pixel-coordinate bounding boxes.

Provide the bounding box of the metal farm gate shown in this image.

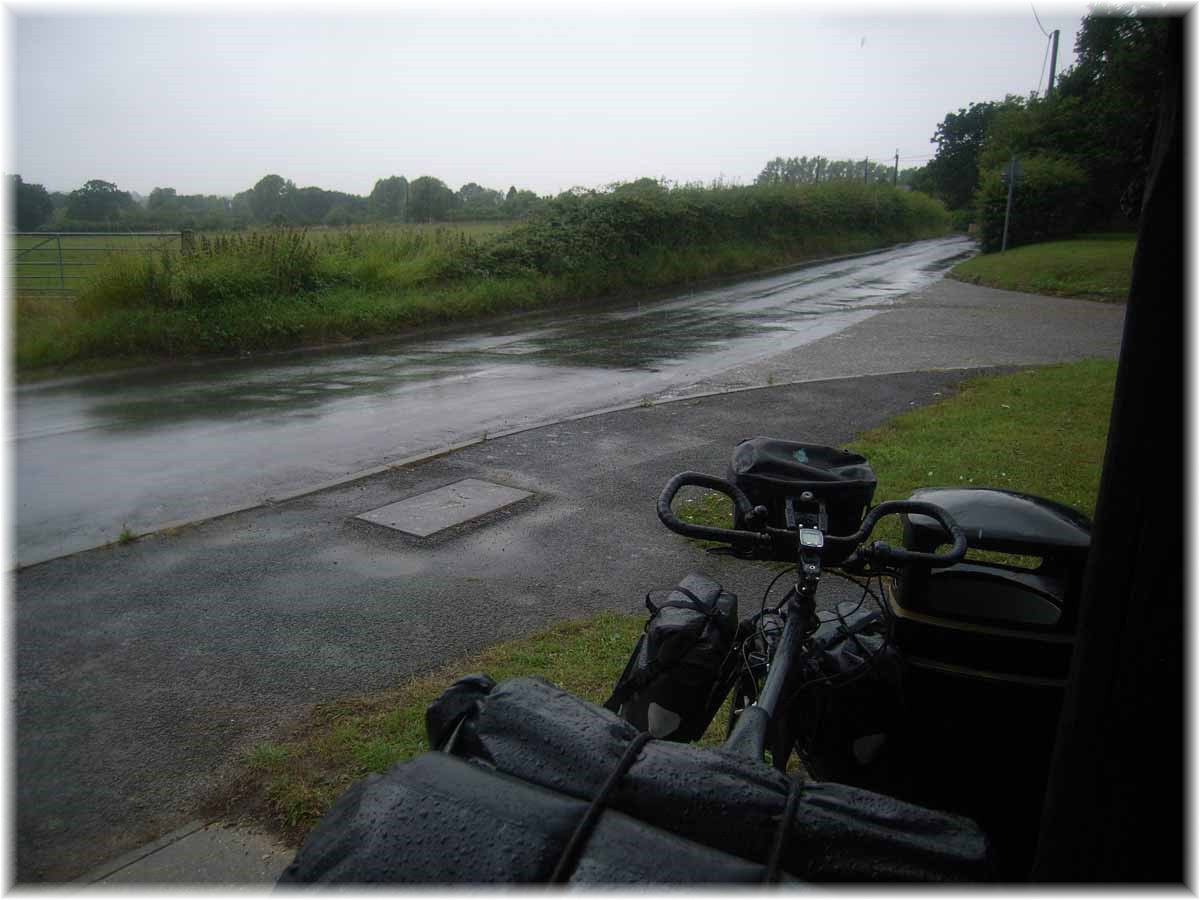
[9,231,186,295]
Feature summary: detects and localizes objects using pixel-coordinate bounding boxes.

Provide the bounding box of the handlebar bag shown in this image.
[602,573,737,742]
[729,438,877,561]
[280,676,991,883]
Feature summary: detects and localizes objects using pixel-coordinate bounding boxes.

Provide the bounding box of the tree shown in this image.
[965,8,1167,229]
[755,156,824,185]
[290,186,337,224]
[897,166,926,189]
[407,176,457,221]
[10,175,54,230]
[369,176,409,221]
[324,203,366,227]
[921,99,1023,209]
[501,187,543,217]
[147,187,178,211]
[65,179,135,222]
[458,182,504,211]
[249,174,294,222]
[610,177,667,195]
[1053,7,1168,221]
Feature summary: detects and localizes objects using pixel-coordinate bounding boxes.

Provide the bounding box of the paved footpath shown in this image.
[14,278,1125,884]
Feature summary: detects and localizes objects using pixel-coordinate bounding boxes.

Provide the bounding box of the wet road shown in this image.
[15,236,974,565]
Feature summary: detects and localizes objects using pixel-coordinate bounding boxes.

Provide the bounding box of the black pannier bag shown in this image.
[728,437,877,562]
[788,601,907,788]
[280,676,992,884]
[603,573,737,741]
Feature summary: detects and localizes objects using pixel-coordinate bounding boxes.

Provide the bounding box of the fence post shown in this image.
[180,229,195,255]
[57,234,65,291]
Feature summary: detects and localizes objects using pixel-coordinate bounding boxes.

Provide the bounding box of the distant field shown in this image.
[9,222,517,294]
[950,234,1134,302]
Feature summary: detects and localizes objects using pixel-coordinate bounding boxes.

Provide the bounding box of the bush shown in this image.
[950,208,975,232]
[79,228,325,310]
[482,182,950,277]
[974,155,1088,253]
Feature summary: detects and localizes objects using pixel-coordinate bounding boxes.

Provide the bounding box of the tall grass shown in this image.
[20,182,950,372]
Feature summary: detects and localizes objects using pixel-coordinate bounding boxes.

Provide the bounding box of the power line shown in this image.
[1035,32,1052,96]
[1031,3,1050,38]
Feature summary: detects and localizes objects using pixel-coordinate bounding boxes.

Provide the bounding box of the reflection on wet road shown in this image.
[15,236,974,564]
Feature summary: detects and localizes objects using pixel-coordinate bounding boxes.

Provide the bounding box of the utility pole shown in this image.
[1048,29,1060,93]
[816,158,824,183]
[1001,155,1019,253]
[893,149,900,187]
[863,157,869,183]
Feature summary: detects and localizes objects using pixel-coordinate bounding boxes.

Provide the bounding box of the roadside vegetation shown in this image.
[17,181,949,375]
[225,358,1116,844]
[902,10,1163,252]
[948,234,1133,301]
[682,359,1115,543]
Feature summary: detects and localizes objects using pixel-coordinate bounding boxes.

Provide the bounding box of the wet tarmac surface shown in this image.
[15,237,975,565]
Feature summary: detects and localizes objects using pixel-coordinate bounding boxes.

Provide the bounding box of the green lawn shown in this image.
[683,359,1115,544]
[950,234,1134,301]
[220,358,1116,844]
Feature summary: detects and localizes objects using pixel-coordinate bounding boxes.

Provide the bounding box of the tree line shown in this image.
[907,6,1166,249]
[8,173,548,232]
[753,7,1165,250]
[754,156,923,188]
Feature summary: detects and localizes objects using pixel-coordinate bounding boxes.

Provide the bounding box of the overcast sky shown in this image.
[9,1,1091,198]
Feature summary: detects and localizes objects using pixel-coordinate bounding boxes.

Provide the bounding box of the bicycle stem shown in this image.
[724,506,822,764]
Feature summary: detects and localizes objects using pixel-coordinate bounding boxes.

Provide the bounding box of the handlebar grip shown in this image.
[838,500,967,567]
[656,472,772,547]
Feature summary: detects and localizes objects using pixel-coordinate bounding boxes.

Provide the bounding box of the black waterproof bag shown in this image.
[279,675,993,884]
[728,437,876,562]
[603,573,737,741]
[789,600,907,788]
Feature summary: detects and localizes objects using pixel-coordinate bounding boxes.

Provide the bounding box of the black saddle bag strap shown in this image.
[763,777,805,883]
[646,585,706,615]
[549,732,654,883]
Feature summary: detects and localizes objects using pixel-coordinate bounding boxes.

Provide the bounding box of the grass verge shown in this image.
[215,613,644,844]
[677,359,1116,547]
[16,231,934,381]
[949,234,1134,301]
[215,359,1115,845]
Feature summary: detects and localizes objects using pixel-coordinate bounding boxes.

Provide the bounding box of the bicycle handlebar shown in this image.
[838,500,967,567]
[656,472,773,548]
[657,473,968,568]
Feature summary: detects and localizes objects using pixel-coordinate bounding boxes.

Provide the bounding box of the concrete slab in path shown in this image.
[357,477,534,537]
[76,821,294,886]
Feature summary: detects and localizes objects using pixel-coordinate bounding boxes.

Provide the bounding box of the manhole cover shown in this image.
[357,478,534,538]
